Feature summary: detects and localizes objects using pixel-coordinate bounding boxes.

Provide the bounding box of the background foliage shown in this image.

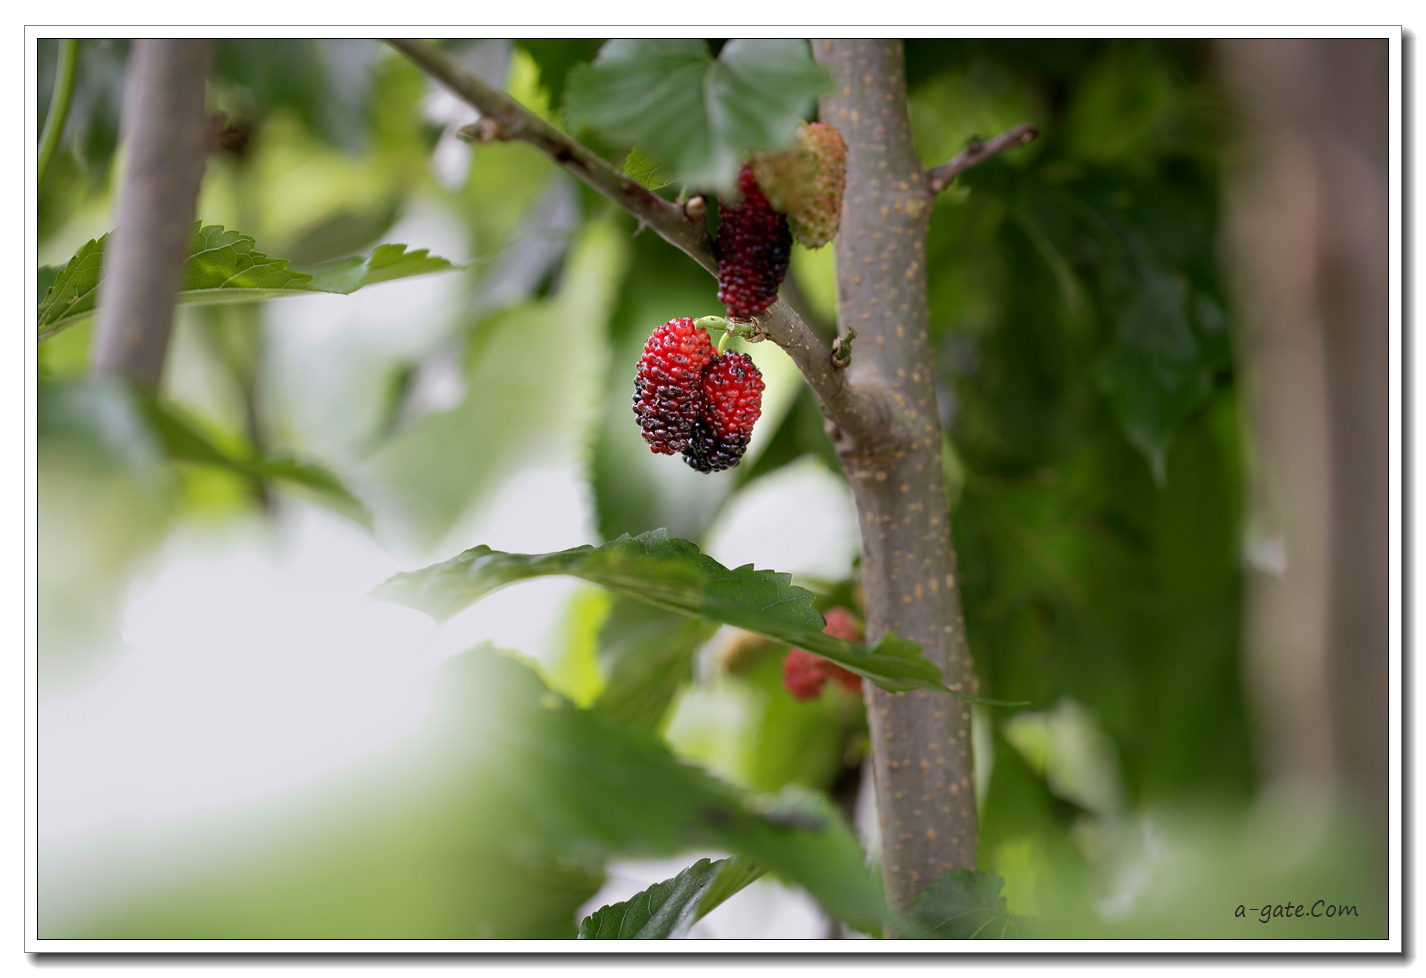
[36,38,1382,939]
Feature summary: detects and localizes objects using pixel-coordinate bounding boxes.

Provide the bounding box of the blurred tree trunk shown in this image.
[90,38,213,389]
[1219,39,1390,833]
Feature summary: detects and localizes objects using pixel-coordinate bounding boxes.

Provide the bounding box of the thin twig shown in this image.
[385,38,716,274]
[387,37,893,448]
[37,38,79,190]
[926,122,1038,194]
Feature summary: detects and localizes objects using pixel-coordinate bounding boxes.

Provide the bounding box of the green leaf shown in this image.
[900,869,1026,938]
[301,243,456,295]
[37,224,458,341]
[38,264,62,307]
[129,390,371,526]
[515,38,605,109]
[37,234,107,339]
[447,647,886,933]
[181,222,316,299]
[621,145,671,191]
[592,597,717,731]
[1092,265,1215,484]
[564,38,830,190]
[372,530,998,699]
[577,853,763,939]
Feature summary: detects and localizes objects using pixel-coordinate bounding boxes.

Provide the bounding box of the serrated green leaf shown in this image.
[373,530,967,697]
[577,853,763,939]
[301,243,456,294]
[565,38,830,190]
[37,235,107,338]
[182,222,316,296]
[37,225,458,341]
[900,869,1027,939]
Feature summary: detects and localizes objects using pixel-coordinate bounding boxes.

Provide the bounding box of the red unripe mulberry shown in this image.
[716,164,792,319]
[632,317,716,454]
[781,606,865,699]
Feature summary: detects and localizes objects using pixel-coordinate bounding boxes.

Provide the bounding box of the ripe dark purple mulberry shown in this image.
[681,351,765,473]
[632,317,716,454]
[716,164,792,320]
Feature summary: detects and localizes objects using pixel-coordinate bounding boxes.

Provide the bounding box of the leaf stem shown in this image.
[37,38,79,190]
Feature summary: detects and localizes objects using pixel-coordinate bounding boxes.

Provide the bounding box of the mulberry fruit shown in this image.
[752,122,847,249]
[682,351,764,473]
[781,606,865,700]
[632,317,716,454]
[716,164,793,319]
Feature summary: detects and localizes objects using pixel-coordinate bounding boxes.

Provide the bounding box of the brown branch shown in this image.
[925,122,1038,195]
[387,37,892,448]
[89,39,214,389]
[386,38,716,274]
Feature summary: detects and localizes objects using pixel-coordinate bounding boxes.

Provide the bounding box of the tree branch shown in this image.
[89,39,213,389]
[386,37,893,448]
[926,122,1038,195]
[385,38,716,274]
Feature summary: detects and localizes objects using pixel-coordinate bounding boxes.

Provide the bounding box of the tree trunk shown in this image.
[1218,39,1390,834]
[814,39,979,917]
[89,38,213,389]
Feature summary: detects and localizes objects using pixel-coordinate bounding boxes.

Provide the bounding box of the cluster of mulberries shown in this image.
[782,606,865,701]
[752,122,847,250]
[633,318,764,473]
[716,164,793,320]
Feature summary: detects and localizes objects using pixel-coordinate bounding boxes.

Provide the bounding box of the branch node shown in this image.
[831,328,858,370]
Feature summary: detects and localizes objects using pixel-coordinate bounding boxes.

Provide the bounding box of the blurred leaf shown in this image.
[592,597,717,732]
[130,390,371,526]
[52,646,884,937]
[301,243,456,294]
[360,215,623,548]
[37,224,459,341]
[900,870,1026,938]
[1091,263,1213,484]
[565,39,829,190]
[441,648,886,933]
[548,587,613,708]
[577,853,763,938]
[215,39,379,153]
[1003,698,1124,818]
[515,38,605,109]
[622,145,671,191]
[373,529,982,697]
